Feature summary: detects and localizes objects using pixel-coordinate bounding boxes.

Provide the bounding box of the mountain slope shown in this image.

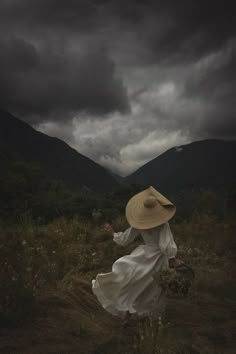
[125,140,236,194]
[0,110,118,192]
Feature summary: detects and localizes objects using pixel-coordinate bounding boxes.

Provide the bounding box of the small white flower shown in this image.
[22,240,27,245]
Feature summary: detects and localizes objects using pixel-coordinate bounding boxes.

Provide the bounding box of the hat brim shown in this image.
[125,186,176,229]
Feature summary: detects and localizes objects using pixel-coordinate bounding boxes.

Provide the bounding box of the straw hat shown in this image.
[125,186,176,230]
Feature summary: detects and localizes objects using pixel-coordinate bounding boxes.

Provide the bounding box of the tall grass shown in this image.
[0,213,235,353]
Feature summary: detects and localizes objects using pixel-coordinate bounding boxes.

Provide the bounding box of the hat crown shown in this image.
[143,196,157,208]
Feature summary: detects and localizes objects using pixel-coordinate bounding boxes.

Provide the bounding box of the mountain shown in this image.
[0,110,118,192]
[125,140,236,194]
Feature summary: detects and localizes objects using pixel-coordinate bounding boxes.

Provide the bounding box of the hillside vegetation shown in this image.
[1,160,236,225]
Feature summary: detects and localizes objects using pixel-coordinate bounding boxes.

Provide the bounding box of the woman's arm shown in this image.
[159,222,178,258]
[104,223,140,246]
[159,222,184,268]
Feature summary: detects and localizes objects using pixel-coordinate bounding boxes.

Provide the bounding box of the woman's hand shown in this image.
[169,257,184,269]
[103,223,114,234]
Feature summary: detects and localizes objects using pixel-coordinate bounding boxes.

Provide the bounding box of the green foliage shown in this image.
[0,163,141,223]
[0,161,72,222]
[171,187,236,222]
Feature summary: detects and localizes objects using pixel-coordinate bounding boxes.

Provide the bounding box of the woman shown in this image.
[92,186,183,320]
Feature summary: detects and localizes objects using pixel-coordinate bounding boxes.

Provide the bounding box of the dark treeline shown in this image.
[1,161,236,224]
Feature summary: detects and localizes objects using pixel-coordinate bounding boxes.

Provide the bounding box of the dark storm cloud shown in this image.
[0,0,235,174]
[0,37,38,71]
[139,1,235,64]
[184,41,236,138]
[0,36,129,123]
[0,0,103,32]
[1,1,235,61]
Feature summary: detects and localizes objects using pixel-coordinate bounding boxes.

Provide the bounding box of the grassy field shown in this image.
[0,214,235,353]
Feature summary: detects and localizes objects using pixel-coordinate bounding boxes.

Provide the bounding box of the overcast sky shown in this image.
[0,0,235,176]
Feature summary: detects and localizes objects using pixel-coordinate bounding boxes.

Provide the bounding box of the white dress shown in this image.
[92,222,177,318]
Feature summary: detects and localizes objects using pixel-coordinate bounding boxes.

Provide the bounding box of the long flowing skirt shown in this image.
[92,245,168,318]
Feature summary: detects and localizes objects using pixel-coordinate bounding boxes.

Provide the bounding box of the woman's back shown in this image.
[140,226,162,246]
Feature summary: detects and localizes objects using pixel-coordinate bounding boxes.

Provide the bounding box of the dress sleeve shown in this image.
[113,227,140,246]
[159,222,177,258]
